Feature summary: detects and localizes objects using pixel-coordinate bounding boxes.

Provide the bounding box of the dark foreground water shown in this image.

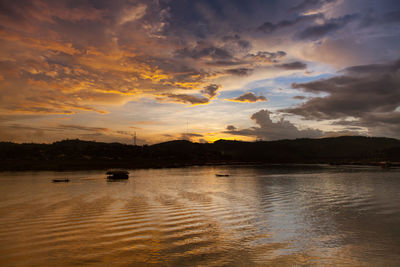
[0,165,399,266]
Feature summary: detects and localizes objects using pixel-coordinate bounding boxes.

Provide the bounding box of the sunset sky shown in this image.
[1,0,399,144]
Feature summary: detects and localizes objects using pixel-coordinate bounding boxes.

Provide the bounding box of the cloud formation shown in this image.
[161,84,221,105]
[225,68,253,76]
[162,94,210,105]
[297,14,359,40]
[281,59,400,138]
[224,109,323,140]
[175,43,233,60]
[258,14,323,33]
[246,51,287,63]
[276,61,307,70]
[1,0,399,143]
[226,92,267,103]
[201,84,220,99]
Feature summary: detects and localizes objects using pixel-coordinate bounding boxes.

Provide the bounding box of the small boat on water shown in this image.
[215,174,230,177]
[52,179,70,183]
[379,162,400,168]
[106,170,129,180]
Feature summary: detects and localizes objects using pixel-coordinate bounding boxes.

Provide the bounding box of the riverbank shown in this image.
[1,136,399,171]
[1,158,399,171]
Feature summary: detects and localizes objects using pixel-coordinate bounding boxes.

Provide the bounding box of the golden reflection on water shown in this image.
[0,166,399,266]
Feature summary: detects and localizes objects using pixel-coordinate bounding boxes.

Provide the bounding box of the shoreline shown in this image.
[1,160,399,172]
[2,137,399,171]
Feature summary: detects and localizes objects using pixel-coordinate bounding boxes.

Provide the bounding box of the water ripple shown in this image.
[0,167,399,266]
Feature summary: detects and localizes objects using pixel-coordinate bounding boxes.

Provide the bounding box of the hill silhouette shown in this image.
[1,136,399,170]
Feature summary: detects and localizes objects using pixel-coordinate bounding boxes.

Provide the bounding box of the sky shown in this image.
[0,0,399,144]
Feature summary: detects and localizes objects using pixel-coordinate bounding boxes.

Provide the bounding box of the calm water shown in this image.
[0,165,399,266]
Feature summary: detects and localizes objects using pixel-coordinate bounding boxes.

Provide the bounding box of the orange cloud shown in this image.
[0,29,78,55]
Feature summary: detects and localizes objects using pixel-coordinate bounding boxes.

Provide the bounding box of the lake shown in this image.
[0,165,399,266]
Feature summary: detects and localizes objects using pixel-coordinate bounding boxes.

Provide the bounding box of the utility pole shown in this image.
[134,131,137,146]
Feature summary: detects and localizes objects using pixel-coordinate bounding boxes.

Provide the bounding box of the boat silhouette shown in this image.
[106,170,129,180]
[52,179,70,183]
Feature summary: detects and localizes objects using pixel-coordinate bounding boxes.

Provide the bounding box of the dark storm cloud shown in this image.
[276,61,307,70]
[293,95,307,100]
[344,60,400,74]
[201,84,220,99]
[221,34,251,49]
[226,92,267,103]
[281,59,400,138]
[258,20,296,33]
[246,51,287,63]
[258,14,323,33]
[175,44,233,60]
[225,68,253,76]
[224,109,323,140]
[205,60,245,66]
[204,50,287,67]
[385,9,400,23]
[297,14,359,40]
[163,0,287,39]
[359,8,400,28]
[283,59,400,119]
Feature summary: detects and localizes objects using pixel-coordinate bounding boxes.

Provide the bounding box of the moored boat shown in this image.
[106,170,129,180]
[52,179,70,183]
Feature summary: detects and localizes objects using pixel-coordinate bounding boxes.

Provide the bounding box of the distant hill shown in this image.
[0,136,399,170]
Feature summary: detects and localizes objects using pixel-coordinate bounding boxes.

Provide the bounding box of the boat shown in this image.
[106,170,129,180]
[379,162,400,168]
[215,174,230,177]
[52,179,70,183]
